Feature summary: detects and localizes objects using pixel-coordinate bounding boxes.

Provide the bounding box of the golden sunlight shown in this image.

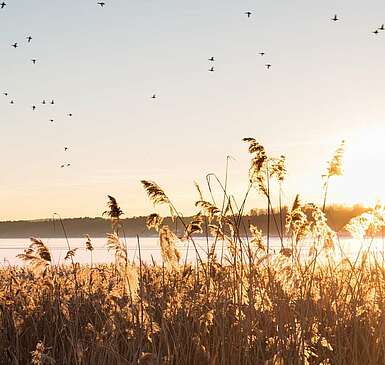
[333,126,385,205]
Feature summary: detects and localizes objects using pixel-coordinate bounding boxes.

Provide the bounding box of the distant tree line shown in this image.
[0,204,369,238]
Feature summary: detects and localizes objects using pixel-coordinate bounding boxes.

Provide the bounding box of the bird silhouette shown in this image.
[258,52,265,56]
[208,56,215,61]
[12,43,18,48]
[50,100,54,105]
[332,14,339,21]
[245,11,252,18]
[42,100,46,104]
[209,66,215,72]
[98,2,105,7]
[49,119,54,122]
[265,64,272,69]
[0,2,6,9]
[10,100,14,104]
[64,147,68,151]
[60,164,65,168]
[66,163,71,167]
[379,24,385,31]
[151,94,157,99]
[373,29,379,34]
[68,113,73,117]
[32,105,36,110]
[3,92,8,96]
[26,36,32,43]
[31,59,37,64]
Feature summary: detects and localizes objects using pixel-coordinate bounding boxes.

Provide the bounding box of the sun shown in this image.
[331,126,385,206]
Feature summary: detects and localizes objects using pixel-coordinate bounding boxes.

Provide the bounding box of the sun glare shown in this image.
[335,127,385,205]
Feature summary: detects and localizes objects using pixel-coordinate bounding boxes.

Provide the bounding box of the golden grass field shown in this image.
[1,138,385,364]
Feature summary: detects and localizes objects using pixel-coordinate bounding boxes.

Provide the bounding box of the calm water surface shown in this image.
[0,236,384,266]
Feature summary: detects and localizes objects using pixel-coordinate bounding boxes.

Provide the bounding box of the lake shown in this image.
[0,236,384,267]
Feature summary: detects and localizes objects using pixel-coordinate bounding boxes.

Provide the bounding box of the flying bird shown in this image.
[245,11,252,18]
[209,66,215,72]
[265,64,272,69]
[50,100,54,104]
[42,100,46,104]
[258,52,265,56]
[32,105,36,110]
[12,43,18,48]
[379,24,385,31]
[151,94,157,99]
[97,2,105,7]
[208,56,215,61]
[66,163,71,167]
[332,14,339,21]
[49,119,54,122]
[31,59,37,64]
[0,2,6,9]
[3,92,8,96]
[10,100,14,104]
[26,36,32,43]
[64,147,68,151]
[373,29,379,34]
[60,164,65,168]
[67,113,73,117]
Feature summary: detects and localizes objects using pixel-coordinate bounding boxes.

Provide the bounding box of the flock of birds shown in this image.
[0,3,78,167]
[2,31,73,168]
[331,14,384,34]
[1,4,384,168]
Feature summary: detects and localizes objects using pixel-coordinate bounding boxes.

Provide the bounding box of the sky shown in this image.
[1,0,385,220]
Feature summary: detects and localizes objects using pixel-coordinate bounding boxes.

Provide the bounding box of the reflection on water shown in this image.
[0,236,384,266]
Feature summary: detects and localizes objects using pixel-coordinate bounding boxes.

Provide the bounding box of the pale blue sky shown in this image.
[1,0,385,219]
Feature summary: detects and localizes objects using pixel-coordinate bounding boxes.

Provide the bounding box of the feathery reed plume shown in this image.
[242,137,268,194]
[31,341,55,365]
[249,224,266,251]
[141,180,175,217]
[285,195,309,244]
[322,140,345,211]
[85,234,93,251]
[103,195,124,231]
[146,213,163,232]
[183,212,204,239]
[159,226,181,268]
[106,233,127,267]
[64,248,78,261]
[307,203,337,251]
[326,140,345,178]
[345,214,371,240]
[243,137,265,155]
[270,155,287,181]
[17,238,52,275]
[243,138,267,167]
[106,233,138,297]
[345,204,385,239]
[30,238,51,261]
[195,200,220,222]
[85,234,94,267]
[141,180,170,205]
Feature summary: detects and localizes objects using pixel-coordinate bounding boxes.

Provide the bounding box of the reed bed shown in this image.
[1,138,385,365]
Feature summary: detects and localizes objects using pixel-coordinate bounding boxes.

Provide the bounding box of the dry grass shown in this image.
[3,252,385,364]
[1,138,385,364]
